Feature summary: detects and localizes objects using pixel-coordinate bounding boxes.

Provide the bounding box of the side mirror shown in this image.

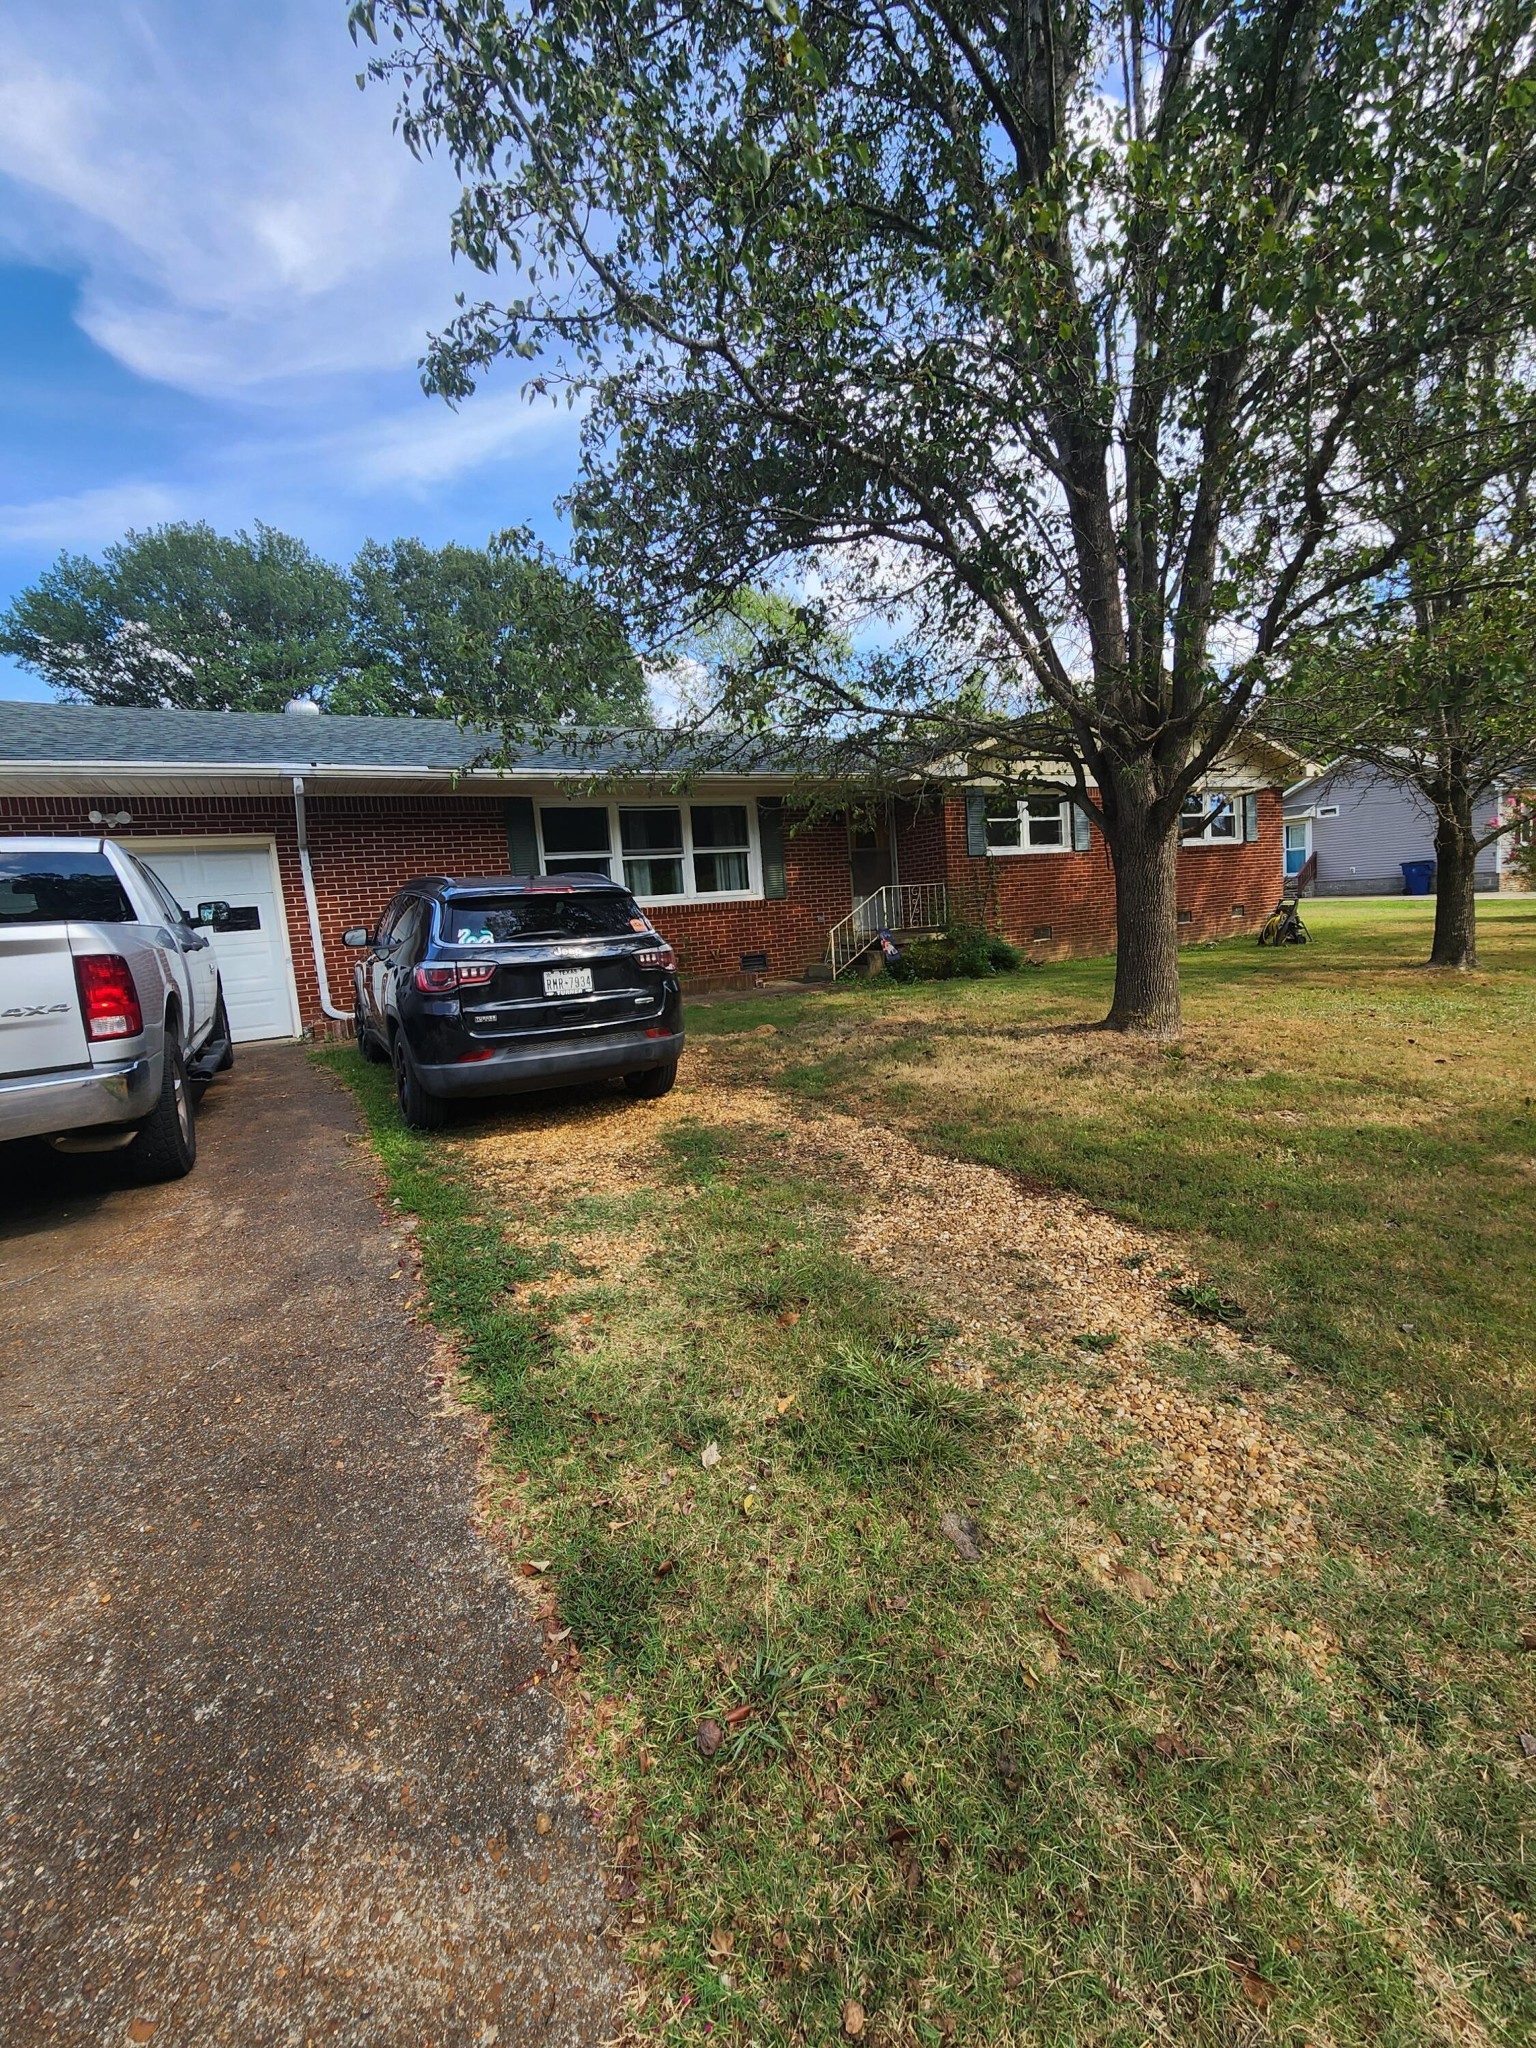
[198,900,261,932]
[197,900,230,928]
[342,927,371,948]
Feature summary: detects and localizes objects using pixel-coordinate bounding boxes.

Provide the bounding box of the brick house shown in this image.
[0,700,1289,1040]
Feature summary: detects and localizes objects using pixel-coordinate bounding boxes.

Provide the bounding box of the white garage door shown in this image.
[133,843,297,1042]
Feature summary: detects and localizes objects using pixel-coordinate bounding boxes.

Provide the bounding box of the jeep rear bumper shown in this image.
[413,1029,685,1100]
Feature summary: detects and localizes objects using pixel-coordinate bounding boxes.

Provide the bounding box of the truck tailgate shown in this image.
[0,926,90,1076]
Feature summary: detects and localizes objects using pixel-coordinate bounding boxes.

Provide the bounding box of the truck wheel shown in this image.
[393,1032,450,1130]
[623,1061,677,1100]
[211,989,235,1071]
[126,1038,198,1182]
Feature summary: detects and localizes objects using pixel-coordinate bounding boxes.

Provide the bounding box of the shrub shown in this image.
[886,920,1025,982]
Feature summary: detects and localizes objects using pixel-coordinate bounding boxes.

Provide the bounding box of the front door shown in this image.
[1283,819,1311,881]
[849,813,894,904]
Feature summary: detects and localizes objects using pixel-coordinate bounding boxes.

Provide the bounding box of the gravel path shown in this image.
[0,1048,624,2048]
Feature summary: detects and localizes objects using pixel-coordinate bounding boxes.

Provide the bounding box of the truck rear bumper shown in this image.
[0,1055,158,1145]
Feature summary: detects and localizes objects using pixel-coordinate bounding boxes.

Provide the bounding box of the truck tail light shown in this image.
[636,943,678,972]
[74,953,143,1041]
[414,961,497,994]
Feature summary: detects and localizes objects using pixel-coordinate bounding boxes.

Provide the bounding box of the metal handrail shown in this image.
[827,882,948,978]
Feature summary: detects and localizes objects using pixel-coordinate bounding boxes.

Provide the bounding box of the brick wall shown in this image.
[925,790,1284,954]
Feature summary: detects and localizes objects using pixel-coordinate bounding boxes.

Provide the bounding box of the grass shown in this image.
[695,896,1536,1457]
[318,903,1536,2045]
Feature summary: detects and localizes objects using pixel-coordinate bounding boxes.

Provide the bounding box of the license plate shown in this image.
[543,966,594,997]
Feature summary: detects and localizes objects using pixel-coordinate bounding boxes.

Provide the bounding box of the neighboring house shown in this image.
[0,700,1289,1039]
[1283,760,1512,896]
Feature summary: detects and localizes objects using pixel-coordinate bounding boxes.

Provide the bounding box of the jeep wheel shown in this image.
[393,1032,451,1130]
[623,1061,677,1100]
[126,1037,198,1182]
[355,1002,388,1063]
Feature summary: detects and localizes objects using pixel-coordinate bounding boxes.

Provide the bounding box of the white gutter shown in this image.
[291,775,350,1022]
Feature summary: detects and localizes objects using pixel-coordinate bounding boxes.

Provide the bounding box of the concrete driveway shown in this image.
[0,1047,624,2047]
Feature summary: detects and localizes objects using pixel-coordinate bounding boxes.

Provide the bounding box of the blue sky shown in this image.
[0,0,588,702]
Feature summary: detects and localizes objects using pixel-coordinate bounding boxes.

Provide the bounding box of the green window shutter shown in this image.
[757,799,787,898]
[1072,802,1093,852]
[504,796,539,874]
[965,790,989,857]
[1242,792,1260,842]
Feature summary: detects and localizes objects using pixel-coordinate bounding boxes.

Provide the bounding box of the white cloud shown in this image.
[0,0,469,398]
[0,481,184,550]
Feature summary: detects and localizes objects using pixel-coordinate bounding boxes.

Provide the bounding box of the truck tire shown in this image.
[393,1032,451,1130]
[126,1037,197,1182]
[623,1061,677,1100]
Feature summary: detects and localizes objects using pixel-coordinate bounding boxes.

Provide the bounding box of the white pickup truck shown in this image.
[0,836,233,1181]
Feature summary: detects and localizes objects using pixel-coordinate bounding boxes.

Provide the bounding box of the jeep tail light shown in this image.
[74,953,143,1041]
[414,960,497,994]
[636,943,678,972]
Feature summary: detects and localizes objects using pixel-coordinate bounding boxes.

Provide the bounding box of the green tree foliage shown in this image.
[1272,334,1536,968]
[0,522,350,710]
[332,532,651,725]
[355,0,1536,1033]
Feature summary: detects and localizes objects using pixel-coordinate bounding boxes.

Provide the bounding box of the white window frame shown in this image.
[534,798,762,905]
[1180,789,1241,846]
[984,791,1074,855]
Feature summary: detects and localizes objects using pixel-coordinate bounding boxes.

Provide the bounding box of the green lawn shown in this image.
[695,896,1536,1460]
[321,897,1536,2046]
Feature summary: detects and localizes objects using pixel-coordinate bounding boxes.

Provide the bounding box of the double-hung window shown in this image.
[985,792,1073,853]
[1180,791,1239,843]
[536,801,758,902]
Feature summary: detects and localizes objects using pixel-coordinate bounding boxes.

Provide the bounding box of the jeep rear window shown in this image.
[440,891,648,943]
[0,852,135,925]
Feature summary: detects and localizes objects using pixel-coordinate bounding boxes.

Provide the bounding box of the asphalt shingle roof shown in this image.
[0,700,731,775]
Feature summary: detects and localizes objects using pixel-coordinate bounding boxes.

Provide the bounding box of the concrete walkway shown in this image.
[0,1047,623,2047]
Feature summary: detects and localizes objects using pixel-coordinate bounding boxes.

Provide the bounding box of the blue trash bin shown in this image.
[1400,859,1436,896]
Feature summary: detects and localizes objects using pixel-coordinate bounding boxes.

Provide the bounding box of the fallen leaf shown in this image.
[128,2026,156,2044]
[1518,1730,1536,1760]
[707,1927,735,1960]
[938,1510,983,1561]
[842,1998,866,2037]
[700,1441,721,1470]
[722,1702,754,1727]
[653,1558,676,1578]
[1151,1728,1193,1761]
[1518,1624,1536,1652]
[776,1310,801,1327]
[775,1392,798,1415]
[994,1740,1026,1794]
[519,1559,551,1577]
[1225,1959,1275,2007]
[695,1717,724,1759]
[740,1492,758,1517]
[1112,1564,1158,1602]
[535,1814,553,1835]
[1003,1964,1026,1992]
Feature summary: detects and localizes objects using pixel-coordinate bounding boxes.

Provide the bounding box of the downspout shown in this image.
[291,775,350,1022]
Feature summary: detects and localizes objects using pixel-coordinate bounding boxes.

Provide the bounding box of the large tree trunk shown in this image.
[1429,787,1479,969]
[1104,799,1183,1034]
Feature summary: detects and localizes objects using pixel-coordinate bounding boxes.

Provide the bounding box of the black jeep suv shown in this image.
[345,872,684,1129]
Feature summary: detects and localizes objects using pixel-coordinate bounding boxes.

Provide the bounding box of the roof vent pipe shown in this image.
[285,695,322,716]
[291,774,350,1023]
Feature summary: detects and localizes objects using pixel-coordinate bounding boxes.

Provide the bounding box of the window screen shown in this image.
[540,805,613,878]
[619,808,685,897]
[691,805,750,892]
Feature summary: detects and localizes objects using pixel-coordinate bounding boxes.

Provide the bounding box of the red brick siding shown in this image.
[928,790,1284,954]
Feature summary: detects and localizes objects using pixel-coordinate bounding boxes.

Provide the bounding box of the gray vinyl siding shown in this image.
[1287,765,1502,894]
